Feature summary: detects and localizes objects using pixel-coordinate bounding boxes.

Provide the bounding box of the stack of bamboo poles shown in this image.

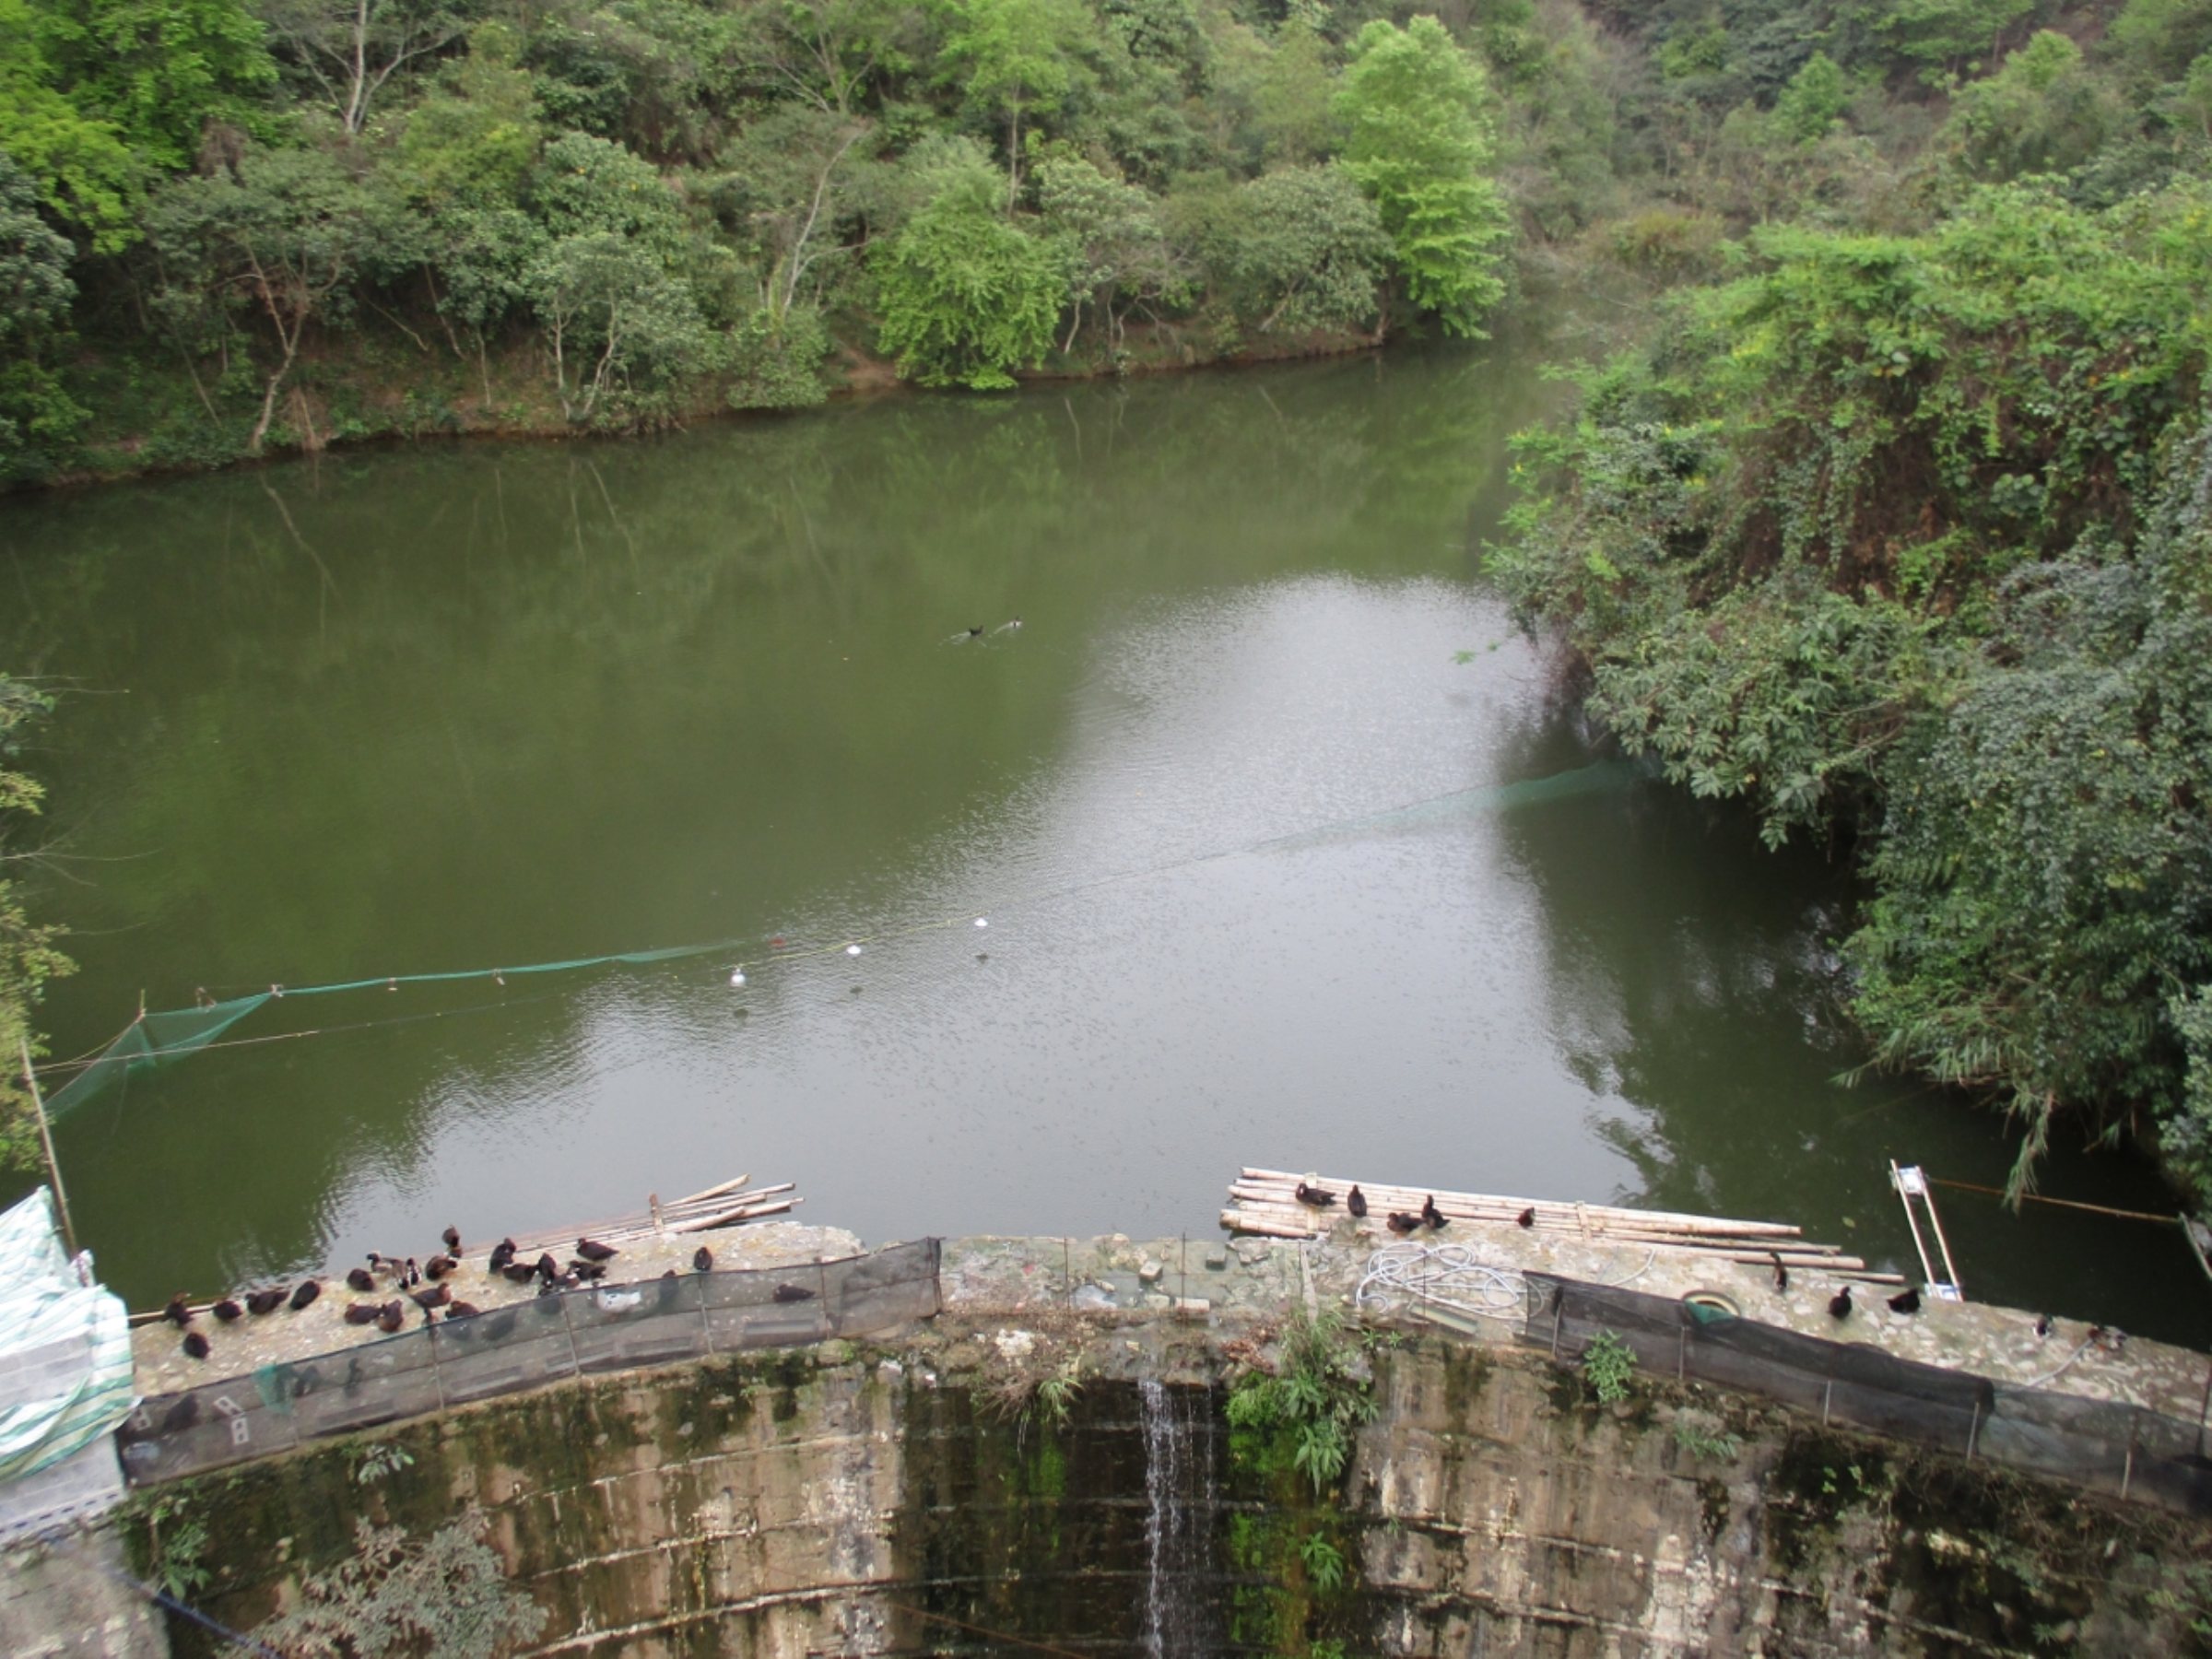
[1226,1167,1904,1285]
[512,1172,801,1256]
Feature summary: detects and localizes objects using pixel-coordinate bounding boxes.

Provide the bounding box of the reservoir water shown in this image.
[4,341,2205,1345]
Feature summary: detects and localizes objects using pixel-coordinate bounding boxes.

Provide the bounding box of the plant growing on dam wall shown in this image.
[1224,1307,1379,1653]
[252,1509,545,1659]
[1226,1306,1380,1495]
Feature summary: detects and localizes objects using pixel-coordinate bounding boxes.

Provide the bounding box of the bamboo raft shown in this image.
[131,1171,802,1324]
[1225,1168,1907,1286]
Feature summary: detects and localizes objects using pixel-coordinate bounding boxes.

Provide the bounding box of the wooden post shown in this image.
[18,1038,76,1257]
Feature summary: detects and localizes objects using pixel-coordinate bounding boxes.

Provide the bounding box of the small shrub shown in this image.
[1582,1329,1637,1404]
[1299,1531,1347,1594]
[1672,1414,1740,1461]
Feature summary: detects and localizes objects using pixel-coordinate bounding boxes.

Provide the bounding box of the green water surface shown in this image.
[3,342,2203,1345]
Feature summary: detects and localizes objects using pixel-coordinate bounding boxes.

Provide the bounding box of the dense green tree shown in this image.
[934,0,1092,204]
[144,143,382,451]
[524,229,712,421]
[26,0,274,170]
[731,0,916,117]
[1034,145,1184,352]
[1772,50,1849,144]
[0,0,139,248]
[0,151,86,480]
[1252,20,1338,164]
[258,0,475,134]
[1880,0,2035,76]
[394,23,544,208]
[871,136,1061,387]
[1947,30,2118,179]
[0,676,71,1173]
[1850,432,2212,1195]
[1180,162,1390,337]
[2108,0,2212,83]
[1335,16,1510,336]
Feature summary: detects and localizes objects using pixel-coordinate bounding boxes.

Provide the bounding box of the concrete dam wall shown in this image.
[118,1315,2211,1657]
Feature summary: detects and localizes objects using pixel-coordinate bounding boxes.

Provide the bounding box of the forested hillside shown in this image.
[1487,0,2212,1199]
[6,0,2212,1201]
[1,0,1533,477]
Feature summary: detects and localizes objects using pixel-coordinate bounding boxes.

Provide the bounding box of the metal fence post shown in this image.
[1966,1397,1981,1460]
[1063,1238,1072,1308]
[1677,1327,1686,1382]
[1821,1380,1833,1427]
[818,1258,831,1341]
[2196,1358,2212,1459]
[427,1328,448,1415]
[699,1268,717,1356]
[2123,1410,2140,1501]
[559,1293,583,1378]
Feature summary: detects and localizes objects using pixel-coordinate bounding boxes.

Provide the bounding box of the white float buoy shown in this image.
[730,969,747,987]
[846,943,863,957]
[974,917,988,928]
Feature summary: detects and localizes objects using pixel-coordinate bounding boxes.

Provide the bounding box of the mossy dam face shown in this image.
[11,1244,2212,1656]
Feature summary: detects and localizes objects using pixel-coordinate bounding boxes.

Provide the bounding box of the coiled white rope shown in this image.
[1354,1241,1661,1325]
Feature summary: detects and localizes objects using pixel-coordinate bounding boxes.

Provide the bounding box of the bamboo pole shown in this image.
[1225,1194,1837,1252]
[1927,1176,2176,1225]
[19,1037,76,1257]
[1239,1169,1806,1238]
[1230,1182,1803,1241]
[673,1172,753,1207]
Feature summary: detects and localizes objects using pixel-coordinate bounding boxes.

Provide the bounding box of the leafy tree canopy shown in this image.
[1335,16,1509,336]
